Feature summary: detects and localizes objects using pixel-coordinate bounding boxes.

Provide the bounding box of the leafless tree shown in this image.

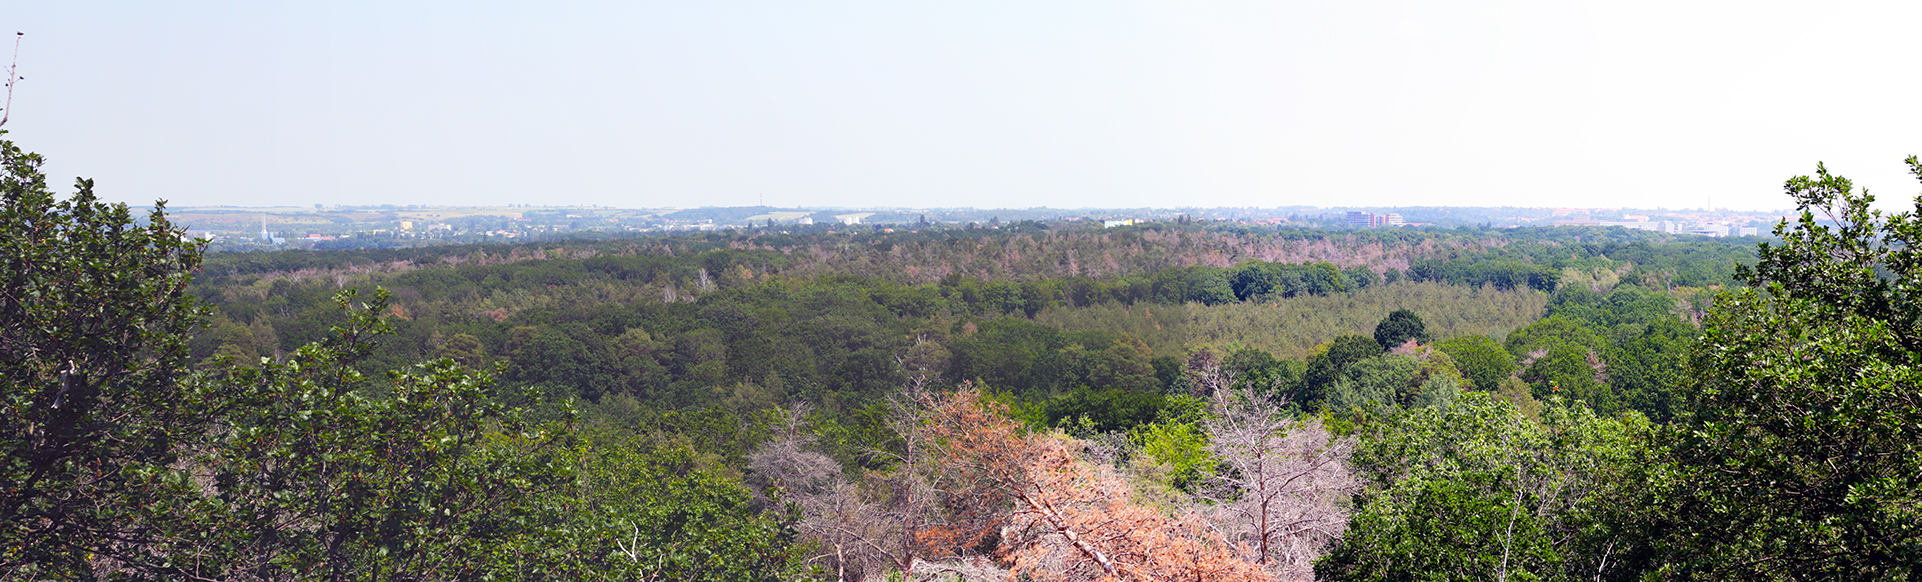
[1197,388,1361,580]
[746,374,946,581]
[2,33,22,129]
[800,482,908,582]
[746,334,962,581]
[747,403,890,581]
[746,404,842,502]
[1184,348,1236,398]
[905,557,1007,582]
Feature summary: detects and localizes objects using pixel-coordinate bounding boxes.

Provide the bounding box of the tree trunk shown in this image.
[1019,491,1118,578]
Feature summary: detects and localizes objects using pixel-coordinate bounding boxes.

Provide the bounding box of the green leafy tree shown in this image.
[0,133,217,575]
[1301,335,1385,405]
[1131,419,1214,493]
[610,327,674,403]
[1519,344,1616,413]
[1044,386,1168,433]
[1228,261,1348,301]
[1602,317,1691,423]
[1152,354,1187,394]
[1550,284,1679,329]
[1434,335,1518,392]
[1225,347,1302,403]
[1323,356,1420,416]
[562,439,809,582]
[1537,284,1695,421]
[509,324,618,401]
[1373,309,1431,350]
[1318,393,1647,582]
[1322,351,1463,415]
[161,289,580,581]
[1506,316,1617,414]
[1154,265,1237,305]
[438,332,486,367]
[1344,267,1381,290]
[1656,158,1922,579]
[1058,334,1159,394]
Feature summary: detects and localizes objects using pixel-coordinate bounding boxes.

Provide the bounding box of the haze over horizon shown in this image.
[7,2,1920,212]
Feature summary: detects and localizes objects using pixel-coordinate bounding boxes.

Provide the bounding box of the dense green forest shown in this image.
[183,218,1740,422]
[7,132,1919,581]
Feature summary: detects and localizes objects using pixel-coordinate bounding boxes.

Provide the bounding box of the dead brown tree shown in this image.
[921,388,1274,582]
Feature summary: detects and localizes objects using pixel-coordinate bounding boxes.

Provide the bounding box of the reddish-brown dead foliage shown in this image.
[920,388,1275,582]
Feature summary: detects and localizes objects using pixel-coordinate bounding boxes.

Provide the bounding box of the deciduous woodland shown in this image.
[5,131,1919,581]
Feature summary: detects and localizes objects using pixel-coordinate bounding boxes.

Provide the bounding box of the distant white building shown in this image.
[1342,212,1404,227]
[834,213,874,225]
[259,217,285,244]
[1103,219,1137,228]
[743,211,814,225]
[1598,221,1661,231]
[1552,220,1663,232]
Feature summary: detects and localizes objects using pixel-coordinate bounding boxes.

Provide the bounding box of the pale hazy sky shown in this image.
[6,1,1920,211]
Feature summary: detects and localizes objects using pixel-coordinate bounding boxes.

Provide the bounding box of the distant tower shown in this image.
[260,216,271,241]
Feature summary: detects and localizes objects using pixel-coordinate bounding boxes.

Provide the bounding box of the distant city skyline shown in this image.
[8,2,1920,212]
[171,200,1793,253]
[172,202,1790,213]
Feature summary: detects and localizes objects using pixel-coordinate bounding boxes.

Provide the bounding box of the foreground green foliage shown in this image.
[1316,158,1922,581]
[1319,394,1648,581]
[1652,159,1922,579]
[149,290,577,580]
[0,132,216,575]
[550,439,807,581]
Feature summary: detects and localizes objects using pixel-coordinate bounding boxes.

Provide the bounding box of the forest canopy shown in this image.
[6,130,1915,581]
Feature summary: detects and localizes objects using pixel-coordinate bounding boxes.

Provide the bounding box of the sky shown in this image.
[5,1,1920,211]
